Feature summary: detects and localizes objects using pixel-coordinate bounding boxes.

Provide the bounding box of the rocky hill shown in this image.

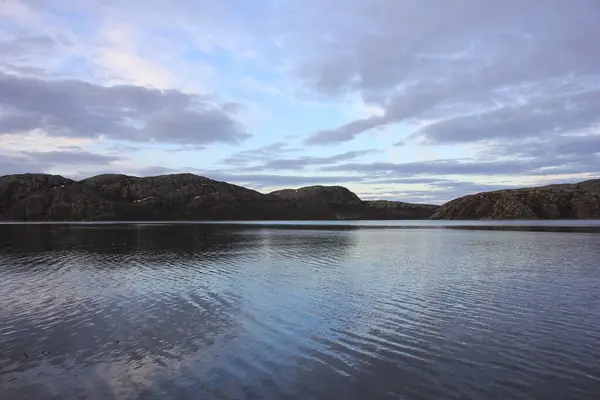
[269,186,439,220]
[269,185,363,219]
[0,173,438,221]
[364,200,440,220]
[431,179,600,220]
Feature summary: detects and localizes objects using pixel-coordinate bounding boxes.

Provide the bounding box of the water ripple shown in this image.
[1,223,600,399]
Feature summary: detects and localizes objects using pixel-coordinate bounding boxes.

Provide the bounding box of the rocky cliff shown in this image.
[0,173,438,221]
[431,179,600,220]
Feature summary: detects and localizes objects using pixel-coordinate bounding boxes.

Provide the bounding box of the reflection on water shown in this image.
[1,223,600,399]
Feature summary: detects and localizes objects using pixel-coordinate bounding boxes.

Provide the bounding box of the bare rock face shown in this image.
[431,179,600,220]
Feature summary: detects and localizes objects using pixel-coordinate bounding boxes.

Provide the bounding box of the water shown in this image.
[1,221,600,400]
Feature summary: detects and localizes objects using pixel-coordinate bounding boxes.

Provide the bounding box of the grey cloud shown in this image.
[0,33,71,78]
[488,134,600,161]
[106,144,141,154]
[306,116,384,145]
[413,89,600,144]
[23,150,120,165]
[361,193,444,204]
[286,0,600,144]
[222,143,298,166]
[0,35,59,55]
[0,63,47,76]
[323,160,536,176]
[0,154,40,176]
[0,149,120,176]
[239,149,381,171]
[366,177,449,185]
[165,145,207,153]
[286,0,600,96]
[221,144,379,172]
[0,73,249,145]
[323,155,600,177]
[57,145,83,151]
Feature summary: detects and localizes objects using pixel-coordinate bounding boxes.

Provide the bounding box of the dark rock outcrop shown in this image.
[431,179,600,220]
[364,200,440,220]
[4,173,598,221]
[0,173,438,221]
[0,174,116,221]
[270,185,364,219]
[270,186,439,220]
[79,173,296,220]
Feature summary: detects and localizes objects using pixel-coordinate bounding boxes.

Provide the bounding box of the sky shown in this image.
[1,0,599,204]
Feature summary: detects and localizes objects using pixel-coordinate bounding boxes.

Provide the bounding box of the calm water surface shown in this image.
[1,222,600,399]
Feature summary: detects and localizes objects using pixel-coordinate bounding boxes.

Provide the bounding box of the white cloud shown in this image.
[0,0,598,201]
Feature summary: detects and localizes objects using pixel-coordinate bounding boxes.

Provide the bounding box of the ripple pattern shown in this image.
[1,223,600,399]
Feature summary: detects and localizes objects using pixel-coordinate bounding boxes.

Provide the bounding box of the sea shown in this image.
[1,221,600,399]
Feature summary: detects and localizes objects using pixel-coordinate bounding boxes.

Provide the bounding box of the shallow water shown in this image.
[1,222,600,399]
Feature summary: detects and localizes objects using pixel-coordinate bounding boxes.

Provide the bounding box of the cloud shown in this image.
[222,143,298,166]
[56,145,83,151]
[366,177,449,185]
[323,156,600,177]
[0,149,120,176]
[282,0,600,144]
[4,0,259,90]
[1,0,598,202]
[305,116,384,144]
[0,33,62,77]
[488,134,600,160]
[0,34,61,55]
[25,150,119,165]
[412,89,600,145]
[235,149,381,171]
[0,72,250,145]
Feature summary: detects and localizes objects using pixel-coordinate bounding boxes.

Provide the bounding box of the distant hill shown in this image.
[269,186,438,219]
[431,179,600,220]
[0,173,439,221]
